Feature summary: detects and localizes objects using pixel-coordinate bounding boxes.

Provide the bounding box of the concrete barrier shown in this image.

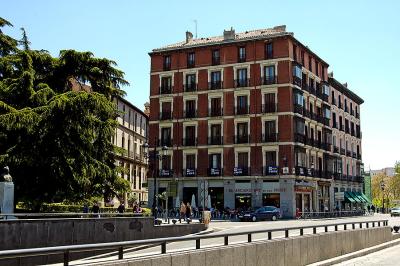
[97,227,394,266]
[0,217,205,266]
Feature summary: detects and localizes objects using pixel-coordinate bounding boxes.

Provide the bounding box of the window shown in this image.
[265,151,276,166]
[236,68,248,87]
[293,45,297,61]
[322,83,330,95]
[323,107,331,119]
[332,112,337,127]
[185,100,196,118]
[264,120,276,142]
[331,91,335,104]
[210,71,221,89]
[160,76,172,94]
[238,46,246,62]
[316,61,319,76]
[294,91,304,106]
[236,95,248,114]
[185,126,196,146]
[210,124,222,144]
[186,154,196,170]
[210,97,222,116]
[265,43,273,59]
[212,49,220,65]
[161,102,171,120]
[209,153,221,168]
[237,152,248,168]
[187,52,195,68]
[308,56,312,71]
[162,155,171,170]
[301,50,305,65]
[264,65,275,84]
[295,119,305,134]
[185,74,196,91]
[264,93,276,113]
[163,55,171,70]
[236,122,248,143]
[161,127,171,146]
[292,64,302,86]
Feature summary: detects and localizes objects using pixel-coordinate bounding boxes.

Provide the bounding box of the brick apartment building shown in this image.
[148,26,364,217]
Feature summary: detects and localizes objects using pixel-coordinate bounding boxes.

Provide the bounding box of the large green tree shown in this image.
[0,17,130,209]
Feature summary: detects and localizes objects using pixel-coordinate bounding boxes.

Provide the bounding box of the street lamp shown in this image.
[143,142,168,218]
[380,181,385,213]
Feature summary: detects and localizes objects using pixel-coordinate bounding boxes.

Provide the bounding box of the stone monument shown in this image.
[0,166,15,219]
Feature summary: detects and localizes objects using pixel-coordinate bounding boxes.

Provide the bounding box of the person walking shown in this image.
[92,203,100,218]
[117,203,125,214]
[186,202,192,221]
[179,202,186,223]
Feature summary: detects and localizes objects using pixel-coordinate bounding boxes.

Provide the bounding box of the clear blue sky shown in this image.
[3,0,399,170]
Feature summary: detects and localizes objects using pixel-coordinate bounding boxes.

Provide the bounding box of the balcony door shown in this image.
[210,97,221,116]
[185,126,196,145]
[237,122,248,142]
[161,127,171,146]
[264,93,275,112]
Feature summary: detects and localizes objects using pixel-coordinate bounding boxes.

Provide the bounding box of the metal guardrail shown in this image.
[0,219,389,265]
[298,210,370,219]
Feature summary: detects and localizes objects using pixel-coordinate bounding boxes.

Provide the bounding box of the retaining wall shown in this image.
[100,226,393,266]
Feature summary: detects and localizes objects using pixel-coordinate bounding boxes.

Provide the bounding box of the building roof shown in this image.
[328,77,364,105]
[152,26,290,52]
[116,96,148,119]
[150,25,329,66]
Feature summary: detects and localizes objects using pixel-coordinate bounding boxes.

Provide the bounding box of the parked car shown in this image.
[238,206,280,222]
[391,207,400,217]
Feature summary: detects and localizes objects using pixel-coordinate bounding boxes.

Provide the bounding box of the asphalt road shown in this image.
[65,214,399,265]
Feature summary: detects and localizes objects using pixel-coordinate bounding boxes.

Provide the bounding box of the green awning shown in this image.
[344,192,356,203]
[355,192,367,203]
[348,192,362,203]
[360,193,371,203]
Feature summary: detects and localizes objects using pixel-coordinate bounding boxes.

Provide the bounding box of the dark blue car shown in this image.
[239,206,281,222]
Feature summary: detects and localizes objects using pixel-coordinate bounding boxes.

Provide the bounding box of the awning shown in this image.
[359,193,371,203]
[354,192,367,203]
[347,192,361,203]
[344,192,356,203]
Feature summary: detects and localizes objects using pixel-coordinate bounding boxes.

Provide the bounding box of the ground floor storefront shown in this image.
[148,176,361,218]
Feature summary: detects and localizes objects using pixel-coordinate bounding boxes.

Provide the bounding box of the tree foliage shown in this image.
[371,162,400,208]
[0,17,130,209]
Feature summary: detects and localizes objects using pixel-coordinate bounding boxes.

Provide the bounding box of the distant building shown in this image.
[113,97,149,205]
[371,167,395,177]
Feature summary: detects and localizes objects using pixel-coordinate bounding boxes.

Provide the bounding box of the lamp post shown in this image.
[380,181,385,213]
[143,142,168,219]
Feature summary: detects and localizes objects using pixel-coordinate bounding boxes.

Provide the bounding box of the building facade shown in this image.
[148,26,364,217]
[113,97,149,205]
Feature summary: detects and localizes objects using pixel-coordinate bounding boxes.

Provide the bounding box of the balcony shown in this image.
[345,127,350,134]
[187,60,195,68]
[350,109,354,116]
[293,104,304,115]
[159,169,173,178]
[233,167,250,176]
[163,63,171,71]
[158,139,173,147]
[209,81,223,90]
[305,137,314,146]
[183,168,196,177]
[294,133,305,143]
[182,137,197,146]
[208,167,223,176]
[159,86,172,94]
[355,112,360,119]
[354,176,364,183]
[332,122,337,129]
[357,154,362,160]
[261,76,277,85]
[235,134,249,144]
[208,108,223,117]
[235,79,250,88]
[344,106,348,113]
[159,111,172,120]
[352,152,357,158]
[264,166,279,176]
[322,142,331,151]
[333,173,342,180]
[184,83,197,92]
[301,80,309,91]
[295,166,307,176]
[323,171,333,179]
[263,133,278,142]
[315,140,322,149]
[235,106,249,115]
[309,85,316,95]
[323,117,330,126]
[238,56,246,63]
[262,103,277,113]
[184,109,197,119]
[208,136,223,145]
[293,76,302,87]
[340,148,345,155]
[333,146,339,154]
[332,98,336,106]
[339,124,344,131]
[321,93,329,102]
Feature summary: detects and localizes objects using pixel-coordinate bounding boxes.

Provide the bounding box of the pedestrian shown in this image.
[82,204,89,213]
[117,203,125,213]
[179,202,186,223]
[133,203,138,213]
[92,203,100,218]
[367,205,371,214]
[186,202,192,220]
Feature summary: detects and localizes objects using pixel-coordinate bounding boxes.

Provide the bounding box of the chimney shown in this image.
[144,102,150,116]
[343,82,348,88]
[186,31,193,43]
[223,27,235,40]
[273,25,286,32]
[328,71,334,78]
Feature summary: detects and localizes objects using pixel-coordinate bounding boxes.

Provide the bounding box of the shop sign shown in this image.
[267,166,278,174]
[210,168,220,176]
[294,186,313,193]
[335,192,344,200]
[186,168,195,176]
[307,168,313,176]
[262,182,285,193]
[233,167,243,175]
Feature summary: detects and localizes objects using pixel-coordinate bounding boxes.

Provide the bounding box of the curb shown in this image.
[309,236,400,266]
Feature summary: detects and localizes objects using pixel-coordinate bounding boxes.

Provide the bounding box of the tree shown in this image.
[0,17,130,210]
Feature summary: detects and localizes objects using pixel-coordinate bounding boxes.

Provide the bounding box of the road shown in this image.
[65,214,399,265]
[332,243,400,265]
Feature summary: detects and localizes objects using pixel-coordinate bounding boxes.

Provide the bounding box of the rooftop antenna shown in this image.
[193,19,198,38]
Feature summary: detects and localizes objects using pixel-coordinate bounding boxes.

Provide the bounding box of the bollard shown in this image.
[313,227,317,234]
[335,225,338,231]
[325,226,328,232]
[248,234,252,242]
[344,224,347,230]
[161,242,166,254]
[268,231,272,240]
[300,228,303,236]
[224,236,229,245]
[118,246,123,259]
[196,239,201,249]
[285,230,289,238]
[366,222,369,228]
[360,223,362,229]
[64,251,69,266]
